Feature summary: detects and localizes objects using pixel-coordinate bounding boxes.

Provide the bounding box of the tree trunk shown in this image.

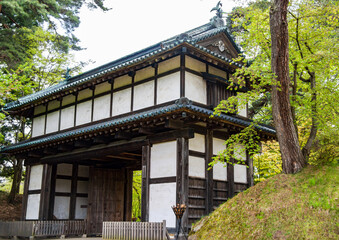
[7,158,23,204]
[269,0,306,174]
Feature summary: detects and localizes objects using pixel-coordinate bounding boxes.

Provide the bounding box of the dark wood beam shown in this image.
[165,119,184,129]
[114,131,133,140]
[57,144,74,152]
[74,140,92,148]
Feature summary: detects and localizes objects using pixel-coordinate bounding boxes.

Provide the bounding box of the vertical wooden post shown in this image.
[124,169,133,221]
[180,49,186,98]
[39,164,53,220]
[247,152,254,187]
[205,129,214,214]
[141,144,151,222]
[69,164,78,220]
[48,164,57,220]
[21,165,31,220]
[176,137,189,231]
[227,158,235,198]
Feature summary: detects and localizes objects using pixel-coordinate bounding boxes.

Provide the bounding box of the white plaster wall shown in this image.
[62,94,76,106]
[150,141,176,178]
[135,66,154,82]
[45,111,60,134]
[149,182,176,228]
[76,101,92,126]
[57,163,73,176]
[34,105,45,115]
[60,106,75,130]
[213,162,227,181]
[234,144,246,161]
[189,133,205,152]
[188,156,205,179]
[55,179,71,193]
[77,181,89,194]
[28,165,43,190]
[48,100,60,111]
[32,115,45,137]
[209,66,227,79]
[133,81,154,111]
[213,138,226,155]
[75,197,88,219]
[185,56,206,73]
[238,104,248,118]
[78,88,93,101]
[158,56,180,74]
[114,75,131,89]
[78,165,89,177]
[185,72,207,104]
[112,88,131,116]
[26,194,40,220]
[95,81,111,95]
[93,94,111,121]
[157,72,181,104]
[234,164,247,183]
[53,196,70,219]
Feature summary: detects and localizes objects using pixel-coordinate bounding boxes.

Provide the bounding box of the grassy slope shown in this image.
[189,165,339,240]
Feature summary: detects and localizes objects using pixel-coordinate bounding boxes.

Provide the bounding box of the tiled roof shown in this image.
[0,99,275,153]
[4,22,241,111]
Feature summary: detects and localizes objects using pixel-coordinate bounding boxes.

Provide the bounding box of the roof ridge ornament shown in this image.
[210,1,225,28]
[64,67,72,80]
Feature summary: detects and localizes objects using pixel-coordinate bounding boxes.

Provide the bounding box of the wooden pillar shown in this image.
[205,129,214,214]
[124,169,133,221]
[48,164,57,220]
[176,137,189,231]
[141,144,151,222]
[69,164,79,220]
[21,165,30,220]
[227,158,235,198]
[39,164,53,220]
[247,152,254,187]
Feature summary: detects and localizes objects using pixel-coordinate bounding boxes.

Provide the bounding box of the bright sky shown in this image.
[73,0,236,71]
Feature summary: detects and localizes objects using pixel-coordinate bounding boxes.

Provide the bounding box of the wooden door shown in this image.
[87,168,125,234]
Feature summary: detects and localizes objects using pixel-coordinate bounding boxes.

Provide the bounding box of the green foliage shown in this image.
[253,141,282,183]
[211,0,339,172]
[0,0,109,68]
[190,165,339,239]
[132,171,142,221]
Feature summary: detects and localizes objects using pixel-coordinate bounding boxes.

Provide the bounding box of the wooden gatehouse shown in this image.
[0,12,275,236]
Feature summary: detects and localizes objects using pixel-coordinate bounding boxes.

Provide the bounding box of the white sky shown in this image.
[73,0,236,71]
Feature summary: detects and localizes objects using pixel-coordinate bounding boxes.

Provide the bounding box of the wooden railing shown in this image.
[0,221,34,237]
[34,220,87,236]
[102,220,170,240]
[0,220,87,237]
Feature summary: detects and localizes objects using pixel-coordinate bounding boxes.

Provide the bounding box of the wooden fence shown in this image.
[0,221,34,237]
[0,220,87,237]
[102,221,170,240]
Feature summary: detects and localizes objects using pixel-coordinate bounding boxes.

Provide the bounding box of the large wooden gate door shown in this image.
[87,168,125,234]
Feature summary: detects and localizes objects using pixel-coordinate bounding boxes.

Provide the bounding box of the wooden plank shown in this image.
[247,151,254,187]
[69,163,78,220]
[141,144,150,222]
[21,165,30,220]
[205,129,214,214]
[124,169,133,221]
[227,158,235,198]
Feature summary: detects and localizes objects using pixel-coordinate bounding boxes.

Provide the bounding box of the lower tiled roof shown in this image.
[0,99,275,153]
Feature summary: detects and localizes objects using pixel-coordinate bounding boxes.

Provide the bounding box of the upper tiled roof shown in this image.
[4,22,241,111]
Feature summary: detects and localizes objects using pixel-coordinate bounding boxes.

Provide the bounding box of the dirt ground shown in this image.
[0,192,22,221]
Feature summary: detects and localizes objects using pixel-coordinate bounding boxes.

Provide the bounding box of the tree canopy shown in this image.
[212,0,338,174]
[0,0,109,69]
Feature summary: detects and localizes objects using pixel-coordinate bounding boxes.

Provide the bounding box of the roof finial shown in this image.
[64,67,71,80]
[210,1,225,28]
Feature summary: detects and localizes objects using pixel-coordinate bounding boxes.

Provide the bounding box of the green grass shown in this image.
[0,179,24,194]
[189,165,339,240]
